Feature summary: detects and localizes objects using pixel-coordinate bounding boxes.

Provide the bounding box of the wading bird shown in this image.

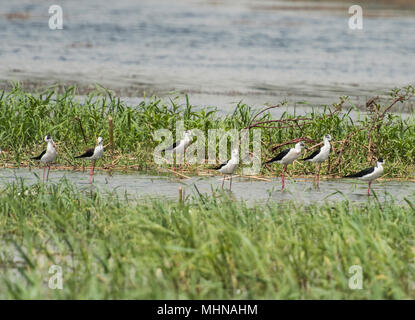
[31,135,57,183]
[75,137,104,183]
[344,158,385,196]
[265,141,305,190]
[215,148,239,190]
[302,134,332,185]
[162,130,193,172]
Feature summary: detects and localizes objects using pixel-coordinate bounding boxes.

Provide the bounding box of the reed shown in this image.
[0,180,414,299]
[0,83,414,179]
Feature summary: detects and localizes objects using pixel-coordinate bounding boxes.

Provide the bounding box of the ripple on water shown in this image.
[1,168,414,205]
[1,0,415,107]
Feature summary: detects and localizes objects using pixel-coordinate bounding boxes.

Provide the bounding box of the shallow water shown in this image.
[1,0,415,108]
[1,168,414,205]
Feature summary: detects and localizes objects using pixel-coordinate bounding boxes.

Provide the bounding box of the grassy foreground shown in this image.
[0,180,414,299]
[1,84,415,178]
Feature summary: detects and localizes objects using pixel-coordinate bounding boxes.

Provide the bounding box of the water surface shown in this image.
[1,0,414,109]
[1,168,413,205]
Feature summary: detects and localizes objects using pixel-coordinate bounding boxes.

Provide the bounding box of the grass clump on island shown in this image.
[0,180,414,299]
[0,83,415,179]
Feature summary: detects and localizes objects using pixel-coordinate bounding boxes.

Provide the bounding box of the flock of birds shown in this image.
[32,135,104,184]
[31,132,385,196]
[212,134,385,195]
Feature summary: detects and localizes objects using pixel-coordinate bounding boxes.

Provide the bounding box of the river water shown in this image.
[1,168,414,205]
[1,0,414,109]
[1,1,415,202]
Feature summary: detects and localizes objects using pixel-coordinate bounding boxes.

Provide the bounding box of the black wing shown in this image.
[75,148,94,159]
[214,160,229,170]
[162,141,178,152]
[302,148,321,161]
[31,150,46,160]
[265,148,291,164]
[344,166,375,178]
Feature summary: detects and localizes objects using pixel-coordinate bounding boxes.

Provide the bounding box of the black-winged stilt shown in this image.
[31,135,57,183]
[302,134,332,185]
[265,141,305,190]
[75,137,104,183]
[344,158,385,196]
[215,148,239,190]
[162,130,193,171]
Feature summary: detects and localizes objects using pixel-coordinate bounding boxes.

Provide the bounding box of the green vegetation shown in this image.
[0,180,414,299]
[0,84,414,179]
[1,84,414,299]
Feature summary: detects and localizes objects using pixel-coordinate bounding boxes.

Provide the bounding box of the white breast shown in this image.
[41,143,57,164]
[219,160,238,175]
[312,144,331,163]
[280,149,301,165]
[360,165,383,181]
[174,139,189,153]
[90,145,104,160]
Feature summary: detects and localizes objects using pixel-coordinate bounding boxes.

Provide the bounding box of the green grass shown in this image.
[1,84,415,178]
[0,180,414,299]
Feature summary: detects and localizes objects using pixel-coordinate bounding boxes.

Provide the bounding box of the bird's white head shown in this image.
[44,135,52,142]
[97,137,103,145]
[296,141,305,150]
[184,130,192,138]
[324,134,332,142]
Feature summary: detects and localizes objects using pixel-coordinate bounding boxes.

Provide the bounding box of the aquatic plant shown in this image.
[0,180,414,299]
[0,83,414,179]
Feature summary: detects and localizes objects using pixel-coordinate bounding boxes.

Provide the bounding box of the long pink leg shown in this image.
[230,175,233,191]
[180,149,186,172]
[179,150,185,172]
[368,181,372,196]
[46,165,50,182]
[317,163,321,186]
[90,161,96,183]
[222,176,225,189]
[43,167,45,183]
[282,165,287,190]
[90,163,93,183]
